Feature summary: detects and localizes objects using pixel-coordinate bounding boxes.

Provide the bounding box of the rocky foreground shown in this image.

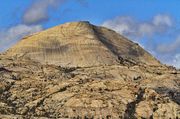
[0,22,179,119]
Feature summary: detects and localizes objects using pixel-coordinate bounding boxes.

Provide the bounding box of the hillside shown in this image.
[6,21,160,67]
[0,21,179,119]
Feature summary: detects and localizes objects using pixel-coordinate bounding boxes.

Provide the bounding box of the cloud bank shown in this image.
[102,14,173,38]
[22,0,87,25]
[0,25,43,51]
[23,0,65,25]
[157,35,180,53]
[156,35,180,68]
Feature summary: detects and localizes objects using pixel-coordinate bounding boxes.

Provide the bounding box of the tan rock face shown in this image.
[0,21,179,118]
[6,21,160,67]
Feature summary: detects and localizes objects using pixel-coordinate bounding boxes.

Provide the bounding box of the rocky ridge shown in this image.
[0,21,179,119]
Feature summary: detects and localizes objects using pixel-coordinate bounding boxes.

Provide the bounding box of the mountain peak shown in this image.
[56,21,92,29]
[6,21,160,67]
[1,21,179,119]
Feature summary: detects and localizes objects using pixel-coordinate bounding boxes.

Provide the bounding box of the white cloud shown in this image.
[0,24,43,52]
[153,14,172,27]
[23,0,88,25]
[102,14,173,38]
[172,54,180,68]
[138,23,154,36]
[163,54,180,69]
[23,0,65,25]
[102,16,137,37]
[157,35,180,53]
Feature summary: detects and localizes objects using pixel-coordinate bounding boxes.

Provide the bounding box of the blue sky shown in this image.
[0,0,180,68]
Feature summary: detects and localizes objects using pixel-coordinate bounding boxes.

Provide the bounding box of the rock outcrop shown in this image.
[0,21,179,119]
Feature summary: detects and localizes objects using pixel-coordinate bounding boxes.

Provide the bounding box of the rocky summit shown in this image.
[0,21,179,119]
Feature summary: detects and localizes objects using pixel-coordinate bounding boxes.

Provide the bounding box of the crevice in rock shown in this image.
[155,87,180,105]
[124,88,145,119]
[0,67,11,73]
[0,82,16,114]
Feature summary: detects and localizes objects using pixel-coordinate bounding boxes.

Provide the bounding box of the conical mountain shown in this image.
[6,21,160,67]
[1,21,179,119]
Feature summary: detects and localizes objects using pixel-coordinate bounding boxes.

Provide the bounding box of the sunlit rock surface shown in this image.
[6,21,160,67]
[0,21,179,118]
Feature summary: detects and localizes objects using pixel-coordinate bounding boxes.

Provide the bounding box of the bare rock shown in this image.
[0,21,179,118]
